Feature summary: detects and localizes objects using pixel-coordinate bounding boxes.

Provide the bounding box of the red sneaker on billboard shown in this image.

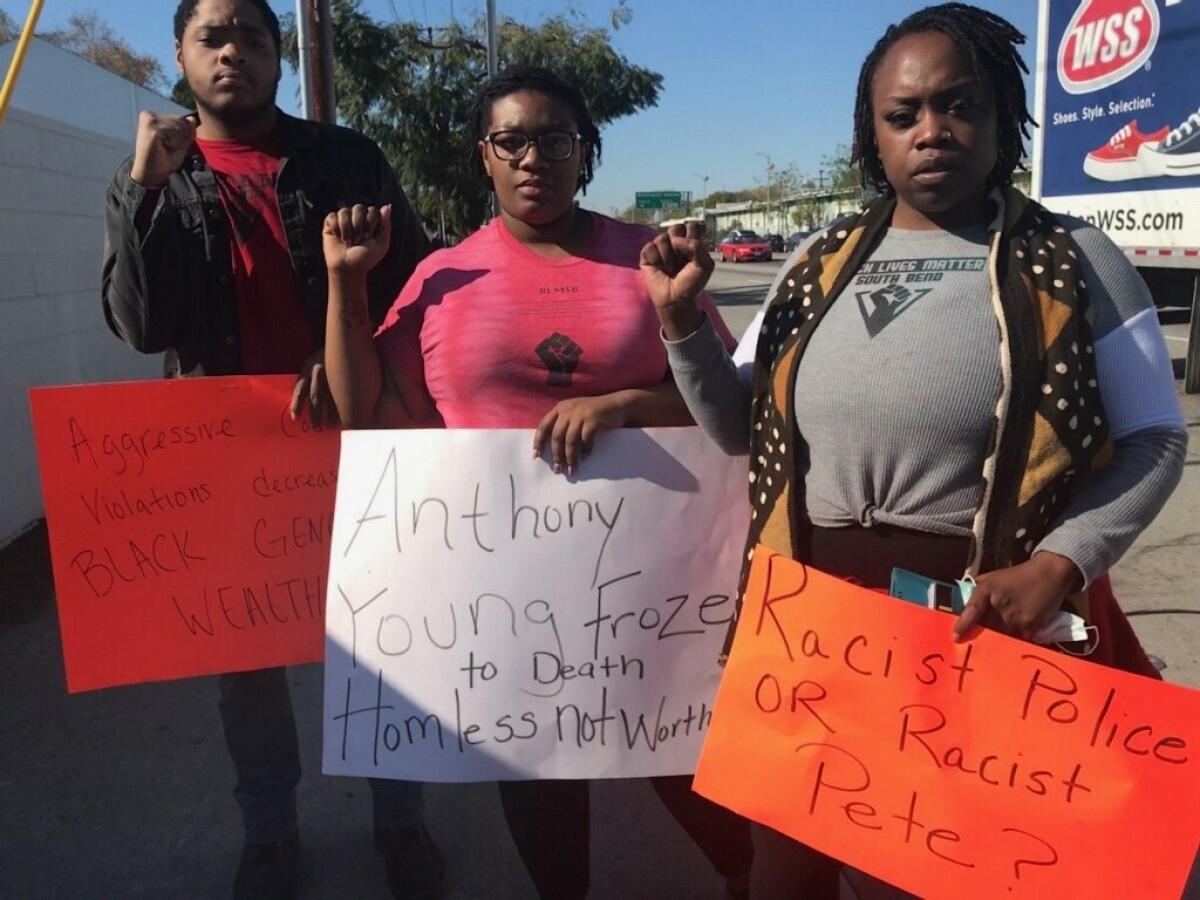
[1083,120,1169,181]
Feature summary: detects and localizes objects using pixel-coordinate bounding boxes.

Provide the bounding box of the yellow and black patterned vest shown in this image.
[728,187,1114,657]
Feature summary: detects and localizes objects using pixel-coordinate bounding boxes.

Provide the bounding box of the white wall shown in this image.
[0,40,186,545]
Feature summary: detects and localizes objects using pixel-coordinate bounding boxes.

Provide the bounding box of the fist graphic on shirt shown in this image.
[536,332,583,387]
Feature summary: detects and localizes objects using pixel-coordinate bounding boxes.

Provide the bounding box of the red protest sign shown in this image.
[29,377,339,692]
[694,546,1200,900]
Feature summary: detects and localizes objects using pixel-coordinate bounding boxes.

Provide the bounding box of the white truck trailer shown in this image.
[1031,0,1199,391]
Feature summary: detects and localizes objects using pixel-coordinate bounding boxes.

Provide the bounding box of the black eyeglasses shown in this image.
[485,130,582,161]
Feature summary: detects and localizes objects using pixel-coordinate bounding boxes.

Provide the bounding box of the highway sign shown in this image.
[635,191,685,210]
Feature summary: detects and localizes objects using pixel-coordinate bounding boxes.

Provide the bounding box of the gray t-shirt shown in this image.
[794,226,996,535]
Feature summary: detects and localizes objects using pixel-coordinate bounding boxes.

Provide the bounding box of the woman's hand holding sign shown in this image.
[533,394,630,476]
[954,552,1083,642]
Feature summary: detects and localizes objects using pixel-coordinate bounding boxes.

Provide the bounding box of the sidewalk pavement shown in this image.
[1108,388,1200,690]
[0,524,732,898]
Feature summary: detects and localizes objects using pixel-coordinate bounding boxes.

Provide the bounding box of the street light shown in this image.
[756,152,773,235]
[693,172,709,216]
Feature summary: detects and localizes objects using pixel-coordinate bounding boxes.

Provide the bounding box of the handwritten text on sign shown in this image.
[323,429,749,782]
[693,548,1200,900]
[30,377,338,692]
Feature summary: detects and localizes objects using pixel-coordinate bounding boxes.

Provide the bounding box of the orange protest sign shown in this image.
[29,377,339,692]
[694,546,1200,900]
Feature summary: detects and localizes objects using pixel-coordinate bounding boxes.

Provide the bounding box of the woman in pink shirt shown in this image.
[321,67,751,898]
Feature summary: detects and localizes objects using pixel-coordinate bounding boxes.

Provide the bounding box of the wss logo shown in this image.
[1057,0,1160,95]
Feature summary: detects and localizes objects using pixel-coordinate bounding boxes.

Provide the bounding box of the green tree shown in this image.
[787,150,864,230]
[766,162,804,200]
[1,8,18,44]
[171,76,196,110]
[612,202,692,226]
[707,189,754,205]
[790,197,823,231]
[282,1,662,236]
[821,146,859,191]
[0,9,167,90]
[40,11,167,91]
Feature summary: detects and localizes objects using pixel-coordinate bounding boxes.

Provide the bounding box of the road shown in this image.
[2,256,1196,899]
[706,256,1197,358]
[704,258,779,339]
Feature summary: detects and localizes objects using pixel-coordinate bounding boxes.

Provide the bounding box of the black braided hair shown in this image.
[851,3,1034,193]
[174,0,282,60]
[469,65,602,193]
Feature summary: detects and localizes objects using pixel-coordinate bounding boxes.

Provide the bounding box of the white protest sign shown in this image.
[323,428,749,782]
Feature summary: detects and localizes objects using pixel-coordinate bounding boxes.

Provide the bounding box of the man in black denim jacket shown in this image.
[100,2,439,899]
[102,112,429,379]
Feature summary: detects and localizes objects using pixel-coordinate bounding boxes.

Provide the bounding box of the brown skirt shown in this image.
[802,521,971,590]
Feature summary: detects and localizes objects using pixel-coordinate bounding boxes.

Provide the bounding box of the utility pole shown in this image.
[300,0,336,123]
[693,172,709,216]
[296,0,313,119]
[756,152,773,233]
[485,0,499,218]
[486,0,498,77]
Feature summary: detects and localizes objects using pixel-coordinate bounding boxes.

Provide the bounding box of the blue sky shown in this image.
[5,0,1039,215]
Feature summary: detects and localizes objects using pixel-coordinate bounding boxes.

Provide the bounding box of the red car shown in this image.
[719,231,773,262]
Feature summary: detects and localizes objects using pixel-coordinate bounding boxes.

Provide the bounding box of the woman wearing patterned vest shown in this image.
[640,4,1186,898]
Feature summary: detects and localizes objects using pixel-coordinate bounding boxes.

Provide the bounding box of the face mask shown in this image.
[956,576,1098,654]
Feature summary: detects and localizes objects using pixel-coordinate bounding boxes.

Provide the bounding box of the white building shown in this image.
[0,39,183,545]
[704,188,865,239]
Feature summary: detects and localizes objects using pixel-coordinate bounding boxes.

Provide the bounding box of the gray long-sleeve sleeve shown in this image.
[1035,220,1189,584]
[664,313,754,455]
[663,237,814,456]
[1037,427,1188,586]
